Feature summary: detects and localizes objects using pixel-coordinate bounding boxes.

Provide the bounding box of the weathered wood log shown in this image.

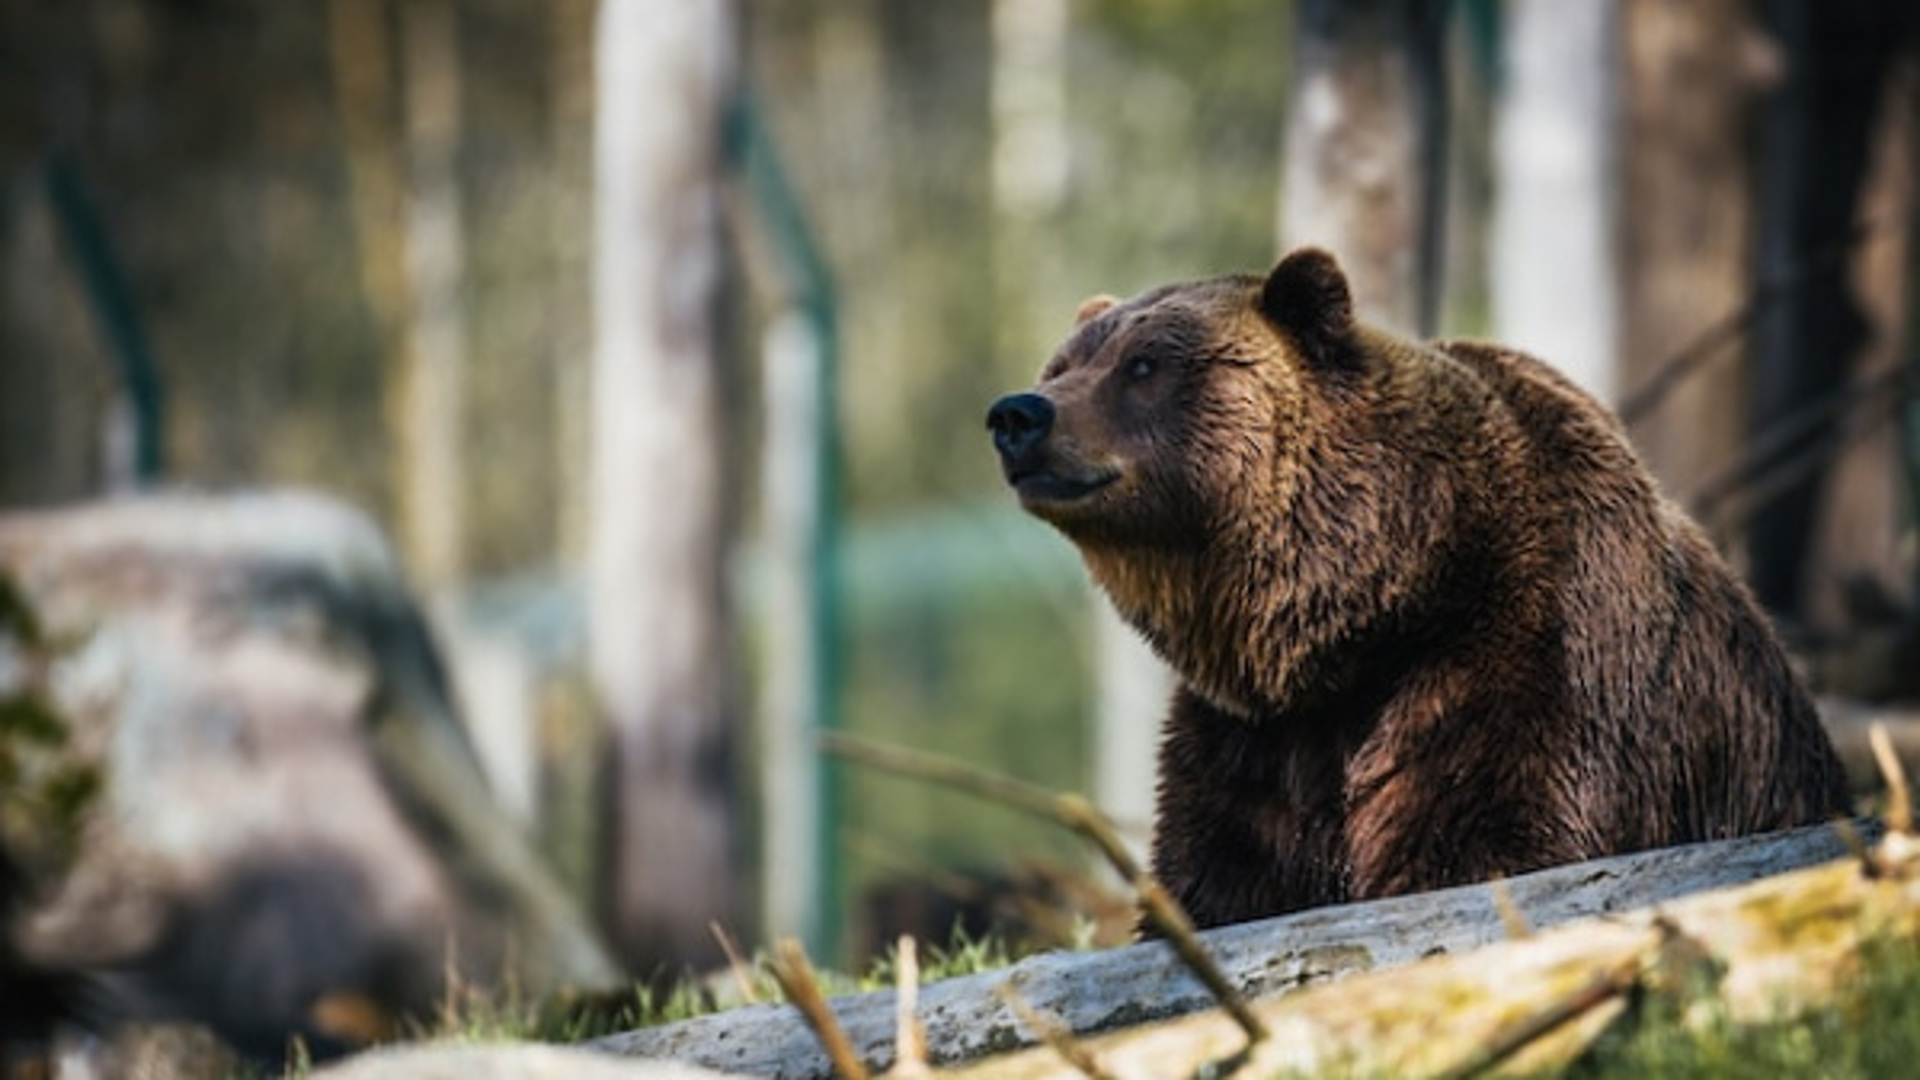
[595,822,1865,1078]
[948,828,1920,1078]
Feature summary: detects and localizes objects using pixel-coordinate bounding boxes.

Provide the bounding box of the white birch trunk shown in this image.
[591,0,739,970]
[1491,0,1619,402]
[549,0,596,572]
[1278,0,1445,334]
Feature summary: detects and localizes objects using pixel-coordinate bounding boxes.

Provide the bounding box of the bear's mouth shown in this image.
[1006,465,1118,504]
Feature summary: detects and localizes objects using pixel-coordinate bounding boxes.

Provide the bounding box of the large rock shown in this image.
[0,491,619,1060]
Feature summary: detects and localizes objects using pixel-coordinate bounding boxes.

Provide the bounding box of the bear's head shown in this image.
[986,247,1360,545]
[985,248,1472,716]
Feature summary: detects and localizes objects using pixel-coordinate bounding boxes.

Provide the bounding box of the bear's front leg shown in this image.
[1150,686,1355,928]
[1341,701,1601,899]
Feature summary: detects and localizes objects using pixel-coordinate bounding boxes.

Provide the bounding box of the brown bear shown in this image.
[985,247,1851,929]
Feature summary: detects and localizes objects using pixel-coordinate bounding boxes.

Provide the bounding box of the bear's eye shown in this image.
[1127,356,1155,381]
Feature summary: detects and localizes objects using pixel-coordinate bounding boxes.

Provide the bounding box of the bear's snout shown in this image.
[986,392,1055,464]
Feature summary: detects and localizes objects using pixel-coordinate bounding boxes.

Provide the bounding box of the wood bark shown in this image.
[1278,0,1450,335]
[954,826,1920,1079]
[0,185,101,506]
[988,0,1171,870]
[397,0,467,593]
[596,824,1860,1078]
[1744,1,1915,625]
[591,0,742,973]
[328,0,467,589]
[1800,50,1914,634]
[548,0,595,571]
[1615,0,1772,509]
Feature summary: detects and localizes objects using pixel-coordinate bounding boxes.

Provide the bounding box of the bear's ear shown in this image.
[1258,248,1357,369]
[1074,294,1119,327]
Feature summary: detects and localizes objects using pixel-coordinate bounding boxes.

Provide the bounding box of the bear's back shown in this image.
[1432,338,1849,845]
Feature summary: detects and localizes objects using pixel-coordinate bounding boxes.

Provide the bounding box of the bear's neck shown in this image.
[1080,539,1347,720]
[1080,486,1504,723]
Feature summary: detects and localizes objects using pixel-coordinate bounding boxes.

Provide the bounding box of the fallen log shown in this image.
[947,826,1920,1078]
[595,822,1866,1078]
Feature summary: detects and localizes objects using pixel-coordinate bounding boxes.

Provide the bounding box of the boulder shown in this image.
[0,491,619,1061]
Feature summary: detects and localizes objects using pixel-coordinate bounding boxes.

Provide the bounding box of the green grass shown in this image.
[859,923,1023,989]
[417,975,722,1046]
[406,920,1032,1050]
[1558,936,1920,1079]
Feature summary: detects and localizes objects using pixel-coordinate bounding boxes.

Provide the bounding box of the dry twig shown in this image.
[951,820,1920,1078]
[889,935,930,1078]
[996,984,1117,1080]
[1441,953,1644,1080]
[1489,877,1532,940]
[768,937,869,1080]
[1690,365,1914,531]
[709,920,764,1005]
[1871,722,1912,835]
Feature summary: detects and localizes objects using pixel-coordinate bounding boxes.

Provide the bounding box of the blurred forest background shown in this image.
[1,0,1917,982]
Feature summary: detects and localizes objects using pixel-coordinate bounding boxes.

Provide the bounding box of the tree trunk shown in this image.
[1744,0,1913,624]
[1278,0,1450,335]
[1615,0,1772,510]
[397,0,467,594]
[0,185,101,506]
[591,0,741,973]
[988,0,1072,389]
[549,0,595,571]
[329,0,467,589]
[1491,0,1619,401]
[1800,49,1915,635]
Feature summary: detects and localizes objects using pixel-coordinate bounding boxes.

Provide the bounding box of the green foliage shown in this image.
[0,572,45,645]
[0,691,69,748]
[0,571,101,884]
[840,555,1096,963]
[1064,0,1295,289]
[395,970,723,1048]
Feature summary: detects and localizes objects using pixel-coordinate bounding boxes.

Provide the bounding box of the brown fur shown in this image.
[987,248,1850,928]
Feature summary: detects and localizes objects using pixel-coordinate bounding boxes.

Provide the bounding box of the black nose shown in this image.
[986,393,1055,461]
